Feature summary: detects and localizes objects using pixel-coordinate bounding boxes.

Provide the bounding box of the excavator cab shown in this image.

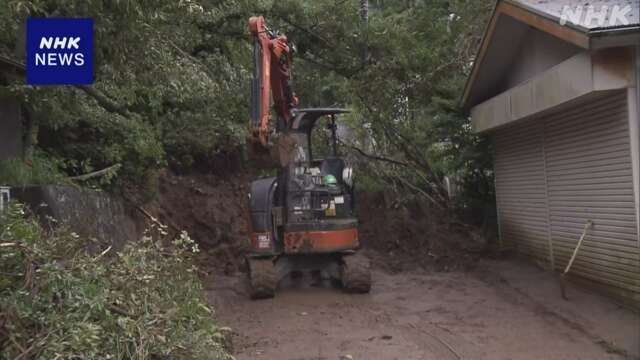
[280,109,358,251]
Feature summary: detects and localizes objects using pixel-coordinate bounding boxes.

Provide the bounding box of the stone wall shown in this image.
[11,185,144,252]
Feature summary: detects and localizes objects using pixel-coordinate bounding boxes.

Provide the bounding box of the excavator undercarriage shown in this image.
[247,253,371,299]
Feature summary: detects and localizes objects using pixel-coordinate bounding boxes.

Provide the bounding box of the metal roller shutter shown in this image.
[494,91,640,306]
[494,120,551,265]
[544,92,640,302]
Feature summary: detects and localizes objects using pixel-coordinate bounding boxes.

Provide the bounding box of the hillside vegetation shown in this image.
[0,0,493,208]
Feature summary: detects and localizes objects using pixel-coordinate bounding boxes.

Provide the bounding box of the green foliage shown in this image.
[0,0,253,189]
[0,203,230,359]
[0,0,495,206]
[0,152,67,186]
[268,0,495,207]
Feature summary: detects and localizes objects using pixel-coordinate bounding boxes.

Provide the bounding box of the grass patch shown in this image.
[0,154,67,187]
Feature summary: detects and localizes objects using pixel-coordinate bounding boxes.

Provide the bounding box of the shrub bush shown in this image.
[0,153,68,187]
[0,203,230,359]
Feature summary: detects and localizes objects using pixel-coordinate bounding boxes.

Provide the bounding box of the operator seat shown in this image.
[320,157,345,182]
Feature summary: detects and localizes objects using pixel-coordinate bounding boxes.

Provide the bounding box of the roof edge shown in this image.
[503,0,590,33]
[0,55,25,72]
[462,0,592,111]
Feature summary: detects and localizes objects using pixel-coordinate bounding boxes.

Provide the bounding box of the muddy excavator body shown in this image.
[245,17,371,299]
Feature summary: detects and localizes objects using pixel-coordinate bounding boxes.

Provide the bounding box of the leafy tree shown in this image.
[0,0,252,192]
[0,0,494,208]
[258,0,495,209]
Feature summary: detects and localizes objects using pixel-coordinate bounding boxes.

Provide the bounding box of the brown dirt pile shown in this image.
[356,191,486,273]
[147,169,486,275]
[147,170,252,274]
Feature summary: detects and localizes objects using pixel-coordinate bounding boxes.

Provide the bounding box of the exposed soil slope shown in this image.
[149,169,484,275]
[148,170,252,273]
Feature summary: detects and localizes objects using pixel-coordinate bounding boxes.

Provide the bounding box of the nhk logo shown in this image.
[559,5,633,28]
[36,37,85,66]
[27,18,93,85]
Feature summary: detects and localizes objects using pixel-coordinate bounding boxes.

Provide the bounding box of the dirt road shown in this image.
[206,256,639,360]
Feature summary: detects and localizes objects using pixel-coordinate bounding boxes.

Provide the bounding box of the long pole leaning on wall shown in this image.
[560,220,593,300]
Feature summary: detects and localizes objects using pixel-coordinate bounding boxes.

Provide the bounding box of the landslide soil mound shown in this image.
[147,169,486,275]
[148,169,253,274]
[357,191,486,273]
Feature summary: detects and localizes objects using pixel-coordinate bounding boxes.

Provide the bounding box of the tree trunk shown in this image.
[360,0,369,63]
[21,105,38,161]
[360,0,369,22]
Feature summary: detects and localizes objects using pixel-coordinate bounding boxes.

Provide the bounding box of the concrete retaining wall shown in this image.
[11,185,143,252]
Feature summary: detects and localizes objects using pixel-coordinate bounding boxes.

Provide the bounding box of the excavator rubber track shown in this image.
[247,257,278,299]
[340,253,372,293]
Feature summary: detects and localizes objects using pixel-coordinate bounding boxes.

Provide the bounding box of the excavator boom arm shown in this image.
[249,16,298,146]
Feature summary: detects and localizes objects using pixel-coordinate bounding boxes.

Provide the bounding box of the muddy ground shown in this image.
[206,255,639,360]
[150,171,639,359]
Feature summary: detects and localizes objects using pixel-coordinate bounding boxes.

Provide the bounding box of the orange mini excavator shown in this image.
[245,16,371,299]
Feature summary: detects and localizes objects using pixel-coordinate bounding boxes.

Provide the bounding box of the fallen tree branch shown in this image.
[394,173,445,210]
[11,323,52,360]
[2,57,133,120]
[74,86,132,119]
[108,304,134,318]
[343,140,449,205]
[135,206,179,232]
[362,102,448,201]
[92,246,112,262]
[339,140,410,167]
[68,164,121,181]
[377,166,445,210]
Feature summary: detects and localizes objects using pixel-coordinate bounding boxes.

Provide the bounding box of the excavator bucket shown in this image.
[246,138,276,169]
[246,133,299,169]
